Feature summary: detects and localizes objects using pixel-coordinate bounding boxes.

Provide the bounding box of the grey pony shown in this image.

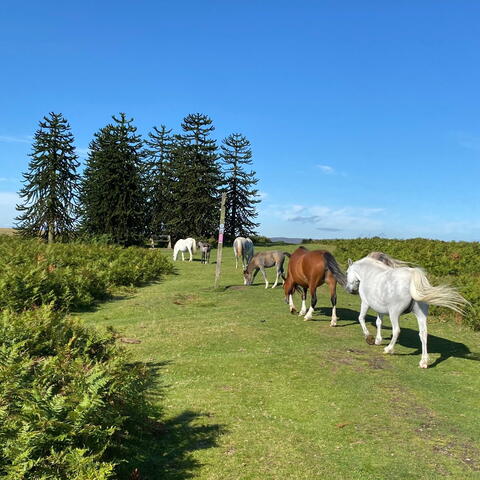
[243,250,291,289]
[197,241,211,264]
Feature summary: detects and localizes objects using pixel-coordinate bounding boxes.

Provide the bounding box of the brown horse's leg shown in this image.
[304,285,317,321]
[328,276,339,326]
[298,287,308,316]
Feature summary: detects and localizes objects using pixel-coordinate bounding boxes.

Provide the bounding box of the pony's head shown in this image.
[345,258,360,294]
[243,269,252,285]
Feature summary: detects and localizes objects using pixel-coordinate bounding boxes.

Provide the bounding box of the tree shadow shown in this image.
[118,361,225,480]
[125,410,225,480]
[395,327,480,368]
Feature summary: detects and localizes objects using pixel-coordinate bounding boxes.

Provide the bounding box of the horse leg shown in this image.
[304,286,317,321]
[272,265,280,289]
[259,267,269,289]
[298,287,308,316]
[358,301,374,344]
[384,309,402,355]
[328,278,339,326]
[188,247,192,262]
[375,314,384,345]
[412,301,429,368]
[181,251,185,261]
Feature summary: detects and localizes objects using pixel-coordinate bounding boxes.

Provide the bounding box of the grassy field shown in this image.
[78,243,480,480]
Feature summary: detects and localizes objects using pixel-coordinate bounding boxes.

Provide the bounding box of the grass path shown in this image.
[79,244,480,480]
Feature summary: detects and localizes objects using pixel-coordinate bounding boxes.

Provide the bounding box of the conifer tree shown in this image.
[169,113,222,239]
[144,125,173,235]
[16,112,80,243]
[80,113,145,246]
[221,133,260,241]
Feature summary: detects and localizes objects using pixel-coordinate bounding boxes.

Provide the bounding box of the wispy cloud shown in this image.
[77,147,90,159]
[260,203,386,236]
[257,191,268,200]
[0,177,17,183]
[453,132,480,152]
[0,192,19,228]
[0,135,32,144]
[317,164,335,174]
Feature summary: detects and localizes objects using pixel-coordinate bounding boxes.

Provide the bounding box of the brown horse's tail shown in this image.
[324,252,347,287]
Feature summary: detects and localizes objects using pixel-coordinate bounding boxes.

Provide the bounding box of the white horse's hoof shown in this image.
[330,320,337,327]
[383,346,394,354]
[419,362,428,369]
[375,338,382,345]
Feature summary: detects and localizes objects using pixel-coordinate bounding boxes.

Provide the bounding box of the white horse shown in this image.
[233,237,254,269]
[173,238,197,262]
[345,255,468,368]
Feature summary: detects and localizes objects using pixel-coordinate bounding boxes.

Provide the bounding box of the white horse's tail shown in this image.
[409,268,468,314]
[191,239,197,254]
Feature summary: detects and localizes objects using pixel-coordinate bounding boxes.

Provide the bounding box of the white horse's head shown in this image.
[345,258,360,294]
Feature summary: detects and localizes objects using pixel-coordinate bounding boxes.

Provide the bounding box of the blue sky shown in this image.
[1,1,479,240]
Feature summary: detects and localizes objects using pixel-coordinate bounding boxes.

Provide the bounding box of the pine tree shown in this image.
[168,113,222,239]
[16,112,80,243]
[143,125,173,235]
[80,113,145,246]
[221,133,260,241]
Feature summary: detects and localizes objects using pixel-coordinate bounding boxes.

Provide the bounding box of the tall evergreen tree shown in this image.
[143,125,173,235]
[80,113,145,246]
[221,133,260,241]
[16,112,80,243]
[169,113,223,239]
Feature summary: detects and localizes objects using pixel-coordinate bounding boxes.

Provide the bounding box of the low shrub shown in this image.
[0,237,174,311]
[0,306,159,479]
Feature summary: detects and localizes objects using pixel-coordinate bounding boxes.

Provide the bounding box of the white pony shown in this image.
[346,254,468,368]
[173,238,197,262]
[233,236,254,269]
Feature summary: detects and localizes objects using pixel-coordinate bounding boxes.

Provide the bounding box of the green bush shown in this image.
[0,237,174,311]
[0,306,158,479]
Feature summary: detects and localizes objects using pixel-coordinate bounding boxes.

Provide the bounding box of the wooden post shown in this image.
[214,192,227,288]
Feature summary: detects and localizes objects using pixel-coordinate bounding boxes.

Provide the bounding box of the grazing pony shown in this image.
[284,247,346,324]
[173,238,197,262]
[233,237,254,269]
[197,242,211,264]
[243,251,290,289]
[345,254,468,368]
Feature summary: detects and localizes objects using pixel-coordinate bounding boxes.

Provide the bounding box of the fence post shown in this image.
[214,192,227,288]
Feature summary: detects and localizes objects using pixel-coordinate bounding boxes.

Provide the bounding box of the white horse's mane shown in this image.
[365,251,413,269]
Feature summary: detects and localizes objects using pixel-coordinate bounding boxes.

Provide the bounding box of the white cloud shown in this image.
[317,164,335,174]
[258,203,386,237]
[76,147,90,159]
[0,192,19,227]
[257,191,268,200]
[0,135,32,144]
[453,132,480,152]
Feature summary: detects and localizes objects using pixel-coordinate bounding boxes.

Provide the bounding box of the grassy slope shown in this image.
[79,243,480,480]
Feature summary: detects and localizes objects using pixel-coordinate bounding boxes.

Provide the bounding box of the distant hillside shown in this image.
[269,237,303,244]
[0,228,16,236]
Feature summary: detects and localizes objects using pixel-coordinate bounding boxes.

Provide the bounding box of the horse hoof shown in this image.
[290,309,297,315]
[365,335,375,345]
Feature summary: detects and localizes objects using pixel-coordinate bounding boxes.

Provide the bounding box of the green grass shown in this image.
[78,243,480,480]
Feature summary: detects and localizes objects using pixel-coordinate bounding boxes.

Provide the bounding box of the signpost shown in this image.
[214,192,227,288]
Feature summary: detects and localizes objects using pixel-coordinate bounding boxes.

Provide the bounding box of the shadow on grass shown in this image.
[123,410,225,480]
[118,361,225,480]
[395,327,480,368]
[314,306,375,327]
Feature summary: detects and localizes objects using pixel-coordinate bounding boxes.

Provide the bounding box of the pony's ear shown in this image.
[347,258,353,267]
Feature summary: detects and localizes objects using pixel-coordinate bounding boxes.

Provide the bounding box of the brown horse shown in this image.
[283,247,347,324]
